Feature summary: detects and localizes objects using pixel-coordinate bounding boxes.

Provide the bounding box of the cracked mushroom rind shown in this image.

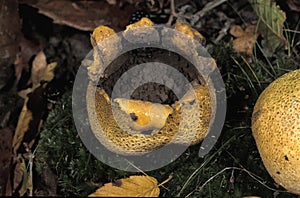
[87,81,211,155]
[86,18,215,155]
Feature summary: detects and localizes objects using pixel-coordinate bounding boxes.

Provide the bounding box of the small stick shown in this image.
[194,0,227,18]
[23,143,34,196]
[166,0,176,26]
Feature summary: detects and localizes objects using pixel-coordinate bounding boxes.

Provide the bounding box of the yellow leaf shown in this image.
[17,154,30,196]
[41,62,57,82]
[13,62,57,153]
[12,98,32,154]
[89,176,160,197]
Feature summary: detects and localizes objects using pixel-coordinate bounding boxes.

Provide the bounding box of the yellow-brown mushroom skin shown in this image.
[87,82,211,155]
[88,26,121,83]
[174,21,206,45]
[86,17,212,155]
[252,69,300,195]
[125,17,154,30]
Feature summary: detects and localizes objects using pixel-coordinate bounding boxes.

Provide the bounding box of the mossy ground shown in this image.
[35,41,299,197]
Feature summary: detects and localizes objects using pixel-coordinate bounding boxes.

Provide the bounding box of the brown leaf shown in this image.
[0,127,13,196]
[31,51,47,87]
[106,0,117,5]
[12,98,32,154]
[19,0,136,31]
[230,24,258,55]
[89,176,160,197]
[287,0,300,12]
[0,0,21,90]
[0,0,20,59]
[14,35,42,83]
[17,88,33,100]
[244,25,256,34]
[12,155,25,193]
[229,25,244,37]
[13,62,57,153]
[12,155,30,196]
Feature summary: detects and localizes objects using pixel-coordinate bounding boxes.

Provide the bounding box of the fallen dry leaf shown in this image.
[12,155,25,194]
[13,62,57,154]
[230,25,244,37]
[31,51,47,87]
[12,154,31,196]
[89,176,160,197]
[40,62,57,83]
[14,35,42,84]
[0,0,20,90]
[17,88,33,100]
[287,0,300,11]
[230,24,258,55]
[19,0,136,31]
[12,61,57,196]
[12,99,32,154]
[0,127,13,196]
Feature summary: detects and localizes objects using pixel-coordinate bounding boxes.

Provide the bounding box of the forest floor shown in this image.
[0,0,300,197]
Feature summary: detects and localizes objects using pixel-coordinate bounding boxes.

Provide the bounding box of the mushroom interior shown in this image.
[98,47,204,105]
[86,46,212,156]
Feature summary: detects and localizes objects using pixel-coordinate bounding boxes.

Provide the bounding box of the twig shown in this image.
[23,143,34,196]
[158,175,173,187]
[227,168,235,192]
[213,13,235,43]
[166,0,176,26]
[28,154,33,196]
[166,0,191,26]
[194,0,228,18]
[167,0,227,27]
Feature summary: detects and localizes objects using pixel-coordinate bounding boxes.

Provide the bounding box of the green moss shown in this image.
[35,92,129,196]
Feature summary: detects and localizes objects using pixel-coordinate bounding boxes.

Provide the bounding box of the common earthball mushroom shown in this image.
[252,69,300,195]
